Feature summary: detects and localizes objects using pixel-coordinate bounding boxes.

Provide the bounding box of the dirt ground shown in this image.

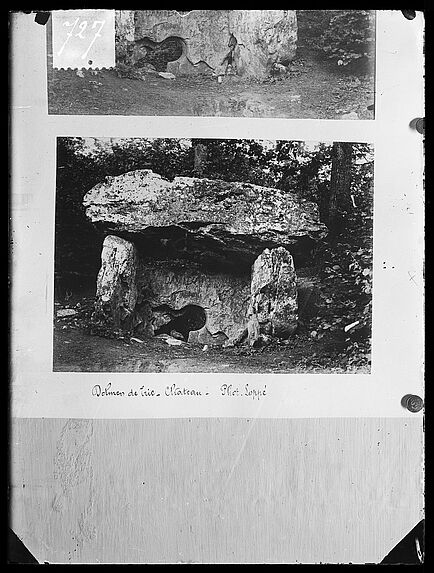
[47,48,374,120]
[53,290,370,374]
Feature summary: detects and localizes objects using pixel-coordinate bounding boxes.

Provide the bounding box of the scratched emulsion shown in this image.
[51,420,97,560]
[10,418,423,564]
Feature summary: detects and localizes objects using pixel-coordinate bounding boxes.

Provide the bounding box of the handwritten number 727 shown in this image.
[57,18,106,60]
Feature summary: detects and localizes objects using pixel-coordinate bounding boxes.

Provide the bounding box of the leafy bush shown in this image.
[297,10,375,67]
[297,10,333,47]
[319,10,376,66]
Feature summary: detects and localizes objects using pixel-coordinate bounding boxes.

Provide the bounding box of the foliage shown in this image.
[298,10,375,67]
[320,11,375,66]
[297,10,333,46]
[312,143,373,356]
[190,138,275,187]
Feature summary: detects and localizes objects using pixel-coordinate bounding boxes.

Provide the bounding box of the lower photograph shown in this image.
[53,137,374,374]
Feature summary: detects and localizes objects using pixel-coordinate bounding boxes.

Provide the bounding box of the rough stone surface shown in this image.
[56,308,78,318]
[135,259,251,342]
[83,169,328,268]
[92,235,139,331]
[92,238,308,345]
[247,247,298,344]
[116,10,297,78]
[115,10,135,64]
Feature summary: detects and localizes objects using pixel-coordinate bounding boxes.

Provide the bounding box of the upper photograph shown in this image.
[47,10,376,119]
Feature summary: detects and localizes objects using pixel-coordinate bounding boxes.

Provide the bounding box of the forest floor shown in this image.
[47,47,374,120]
[53,286,371,374]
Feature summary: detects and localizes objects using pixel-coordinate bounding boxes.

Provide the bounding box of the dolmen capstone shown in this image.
[83,170,328,346]
[116,10,297,78]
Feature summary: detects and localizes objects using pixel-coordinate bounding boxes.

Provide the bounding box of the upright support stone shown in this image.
[92,235,139,332]
[247,247,298,345]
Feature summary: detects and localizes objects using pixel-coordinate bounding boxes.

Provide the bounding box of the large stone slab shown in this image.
[83,170,328,269]
[116,10,297,78]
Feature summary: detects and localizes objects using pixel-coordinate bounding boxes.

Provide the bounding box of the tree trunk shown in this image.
[328,142,353,237]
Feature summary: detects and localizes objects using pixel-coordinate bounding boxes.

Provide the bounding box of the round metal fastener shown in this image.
[402,394,424,413]
[401,10,416,20]
[409,117,425,135]
[415,118,425,135]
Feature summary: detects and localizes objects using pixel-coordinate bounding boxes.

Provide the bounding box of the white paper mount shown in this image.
[52,10,115,70]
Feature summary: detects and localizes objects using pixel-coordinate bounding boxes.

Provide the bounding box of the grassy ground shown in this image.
[47,48,374,120]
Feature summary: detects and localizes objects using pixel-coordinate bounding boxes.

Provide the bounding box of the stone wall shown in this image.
[115,11,135,64]
[115,10,297,78]
[91,235,298,347]
[136,259,251,342]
